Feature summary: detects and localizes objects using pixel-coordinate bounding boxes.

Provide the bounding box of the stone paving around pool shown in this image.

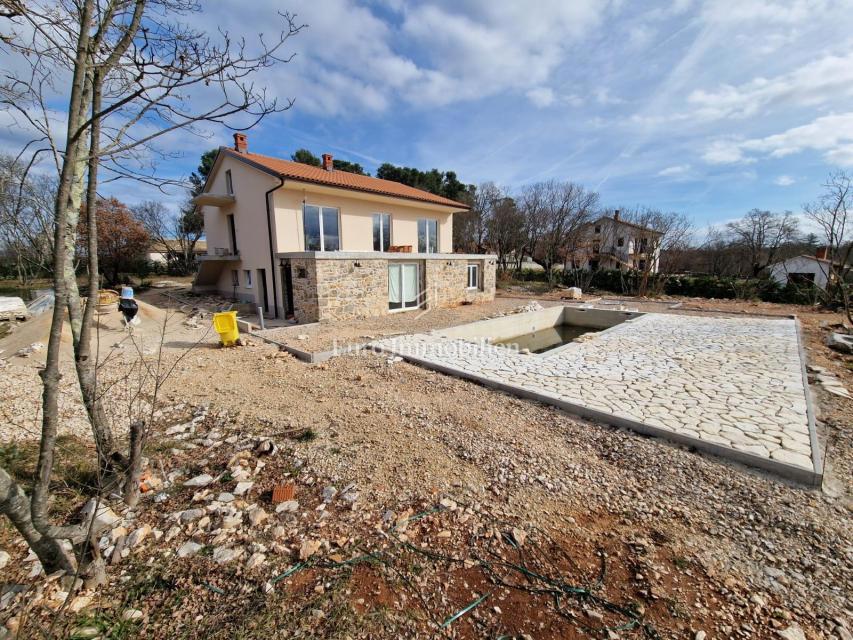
[374,313,821,483]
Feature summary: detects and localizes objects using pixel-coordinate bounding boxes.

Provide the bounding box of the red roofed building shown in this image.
[192,134,495,322]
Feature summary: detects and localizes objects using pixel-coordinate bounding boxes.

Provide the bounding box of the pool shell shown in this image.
[374,307,822,486]
[434,306,644,358]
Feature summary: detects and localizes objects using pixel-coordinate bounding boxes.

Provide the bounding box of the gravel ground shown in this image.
[0,294,850,638]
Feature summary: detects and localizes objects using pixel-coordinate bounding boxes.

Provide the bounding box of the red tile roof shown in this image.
[222,148,469,209]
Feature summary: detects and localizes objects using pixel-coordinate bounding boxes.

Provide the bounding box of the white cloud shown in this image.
[657,164,691,176]
[687,52,853,120]
[774,174,796,186]
[700,0,836,25]
[526,87,556,108]
[703,112,853,166]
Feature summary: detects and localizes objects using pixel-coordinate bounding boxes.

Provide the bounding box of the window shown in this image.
[417,218,438,253]
[467,263,480,289]
[373,213,391,251]
[243,270,252,288]
[225,169,233,195]
[388,263,420,311]
[592,244,600,254]
[617,237,624,247]
[594,225,601,234]
[638,238,649,253]
[230,269,239,287]
[303,205,340,251]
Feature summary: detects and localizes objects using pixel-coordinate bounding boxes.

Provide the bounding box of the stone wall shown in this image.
[288,255,496,323]
[315,259,388,321]
[423,257,496,309]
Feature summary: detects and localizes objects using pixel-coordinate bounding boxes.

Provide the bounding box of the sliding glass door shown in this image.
[388,263,420,311]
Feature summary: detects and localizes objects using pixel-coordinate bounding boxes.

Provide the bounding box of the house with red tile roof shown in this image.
[192,134,495,322]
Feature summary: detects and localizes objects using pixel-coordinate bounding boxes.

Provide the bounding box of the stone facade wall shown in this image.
[423,257,496,309]
[315,259,388,321]
[288,256,496,323]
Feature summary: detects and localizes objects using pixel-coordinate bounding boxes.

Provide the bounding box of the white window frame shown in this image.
[303,204,341,252]
[388,262,421,312]
[418,218,439,254]
[244,269,252,288]
[373,213,391,252]
[466,263,480,290]
[225,169,234,195]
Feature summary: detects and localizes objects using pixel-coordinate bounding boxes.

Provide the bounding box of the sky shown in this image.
[3,0,853,232]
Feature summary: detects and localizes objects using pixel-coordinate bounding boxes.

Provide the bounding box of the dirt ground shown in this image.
[0,292,851,639]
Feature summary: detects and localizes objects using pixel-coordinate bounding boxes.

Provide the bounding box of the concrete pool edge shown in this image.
[370,334,824,487]
[794,315,825,485]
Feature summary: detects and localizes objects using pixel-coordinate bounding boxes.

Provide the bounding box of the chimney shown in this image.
[613,209,620,221]
[815,246,829,260]
[233,132,248,154]
[322,153,334,171]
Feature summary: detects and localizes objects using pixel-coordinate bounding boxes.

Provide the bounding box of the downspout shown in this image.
[265,177,285,319]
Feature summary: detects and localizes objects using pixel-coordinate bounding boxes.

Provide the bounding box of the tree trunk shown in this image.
[31,0,95,545]
[1,467,75,574]
[123,421,144,507]
[75,72,116,469]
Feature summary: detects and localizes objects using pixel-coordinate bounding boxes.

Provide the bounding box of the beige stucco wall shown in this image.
[198,152,468,318]
[272,184,454,254]
[200,154,282,311]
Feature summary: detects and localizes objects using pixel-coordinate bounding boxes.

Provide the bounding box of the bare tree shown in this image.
[134,200,204,274]
[804,170,852,322]
[726,209,799,277]
[0,155,57,280]
[520,180,598,284]
[0,0,301,574]
[625,208,693,296]
[486,193,524,273]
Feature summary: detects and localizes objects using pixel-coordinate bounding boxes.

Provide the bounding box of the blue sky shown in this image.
[4,0,853,232]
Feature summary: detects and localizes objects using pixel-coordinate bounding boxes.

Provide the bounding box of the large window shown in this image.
[373,213,391,251]
[303,205,340,252]
[388,263,420,311]
[417,218,438,253]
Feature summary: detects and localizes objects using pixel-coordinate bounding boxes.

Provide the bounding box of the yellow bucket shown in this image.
[212,311,240,346]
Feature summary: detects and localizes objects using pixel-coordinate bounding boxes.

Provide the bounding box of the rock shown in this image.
[299,539,321,560]
[179,508,206,524]
[212,547,242,564]
[177,541,203,558]
[233,481,254,496]
[216,492,235,503]
[436,530,451,538]
[69,626,100,639]
[276,500,299,513]
[510,528,527,547]
[254,439,277,456]
[777,624,806,640]
[695,631,707,640]
[248,507,268,527]
[221,515,243,530]
[827,332,853,354]
[322,486,338,502]
[79,499,120,531]
[126,525,151,548]
[184,474,214,487]
[122,608,144,622]
[245,552,266,570]
[69,595,92,613]
[0,550,9,570]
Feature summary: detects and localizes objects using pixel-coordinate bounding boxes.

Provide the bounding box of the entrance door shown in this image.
[281,261,294,317]
[257,268,269,314]
[388,263,419,311]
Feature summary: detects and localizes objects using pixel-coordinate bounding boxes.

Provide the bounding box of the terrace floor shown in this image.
[374,312,821,484]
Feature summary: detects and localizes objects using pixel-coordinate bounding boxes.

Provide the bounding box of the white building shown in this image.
[570,211,662,273]
[768,248,836,290]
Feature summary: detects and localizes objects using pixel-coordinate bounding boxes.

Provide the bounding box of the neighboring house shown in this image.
[192,133,495,322]
[570,211,663,273]
[148,239,207,265]
[768,248,837,290]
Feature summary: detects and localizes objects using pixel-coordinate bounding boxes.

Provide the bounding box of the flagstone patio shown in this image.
[374,313,821,484]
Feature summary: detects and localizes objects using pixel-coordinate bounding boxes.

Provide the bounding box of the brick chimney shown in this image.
[322,153,334,171]
[233,132,248,154]
[815,246,829,260]
[613,209,620,221]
